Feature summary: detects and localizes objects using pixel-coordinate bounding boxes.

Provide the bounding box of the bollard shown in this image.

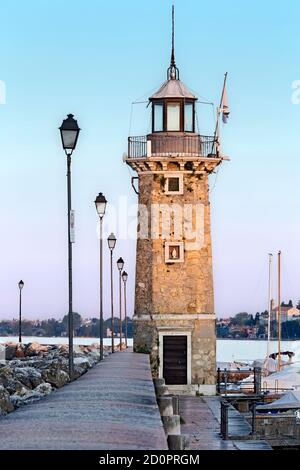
[157,396,174,417]
[172,395,179,415]
[155,385,169,397]
[251,402,257,435]
[153,378,165,389]
[162,415,181,436]
[254,367,262,395]
[220,400,229,440]
[224,368,228,396]
[217,368,221,394]
[168,434,189,450]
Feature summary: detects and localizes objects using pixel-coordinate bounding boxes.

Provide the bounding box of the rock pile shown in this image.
[0,341,109,415]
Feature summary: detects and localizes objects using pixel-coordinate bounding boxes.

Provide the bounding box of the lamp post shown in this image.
[18,280,24,343]
[117,257,124,351]
[59,114,80,380]
[95,193,107,361]
[108,233,117,352]
[122,271,128,348]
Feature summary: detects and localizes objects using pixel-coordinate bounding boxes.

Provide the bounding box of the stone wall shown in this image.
[133,166,216,386]
[247,414,300,447]
[192,320,216,385]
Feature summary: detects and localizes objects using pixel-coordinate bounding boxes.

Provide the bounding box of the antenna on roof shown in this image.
[167,4,180,80]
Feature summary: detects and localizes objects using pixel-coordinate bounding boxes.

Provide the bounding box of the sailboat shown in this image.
[263,252,296,372]
[240,252,300,394]
[261,251,300,392]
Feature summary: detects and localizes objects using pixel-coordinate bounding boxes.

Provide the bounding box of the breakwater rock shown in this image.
[0,342,108,415]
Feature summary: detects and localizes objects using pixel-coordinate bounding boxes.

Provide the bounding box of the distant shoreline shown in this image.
[1,336,299,363]
[0,335,133,340]
[217,338,300,342]
[1,335,299,342]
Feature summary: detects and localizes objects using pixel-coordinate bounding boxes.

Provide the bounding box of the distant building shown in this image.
[271,303,300,323]
[259,311,269,325]
[218,318,231,326]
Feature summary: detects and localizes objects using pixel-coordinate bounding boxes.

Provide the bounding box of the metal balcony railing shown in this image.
[128,134,218,159]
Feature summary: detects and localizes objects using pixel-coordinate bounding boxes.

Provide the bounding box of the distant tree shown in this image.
[270,319,277,338]
[90,318,100,337]
[281,320,300,339]
[0,321,14,335]
[127,318,133,338]
[257,325,266,337]
[231,312,253,326]
[62,312,82,335]
[0,315,133,340]
[216,324,229,338]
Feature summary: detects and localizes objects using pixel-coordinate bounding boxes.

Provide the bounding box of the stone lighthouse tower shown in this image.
[125,12,227,394]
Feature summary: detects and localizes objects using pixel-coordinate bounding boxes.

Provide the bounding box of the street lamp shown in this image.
[59,114,80,380]
[122,271,128,348]
[95,192,107,361]
[117,257,124,351]
[18,280,24,344]
[108,233,117,352]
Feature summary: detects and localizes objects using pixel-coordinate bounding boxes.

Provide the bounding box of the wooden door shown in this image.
[163,335,187,385]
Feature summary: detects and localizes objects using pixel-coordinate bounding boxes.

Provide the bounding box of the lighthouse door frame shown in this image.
[158,330,192,385]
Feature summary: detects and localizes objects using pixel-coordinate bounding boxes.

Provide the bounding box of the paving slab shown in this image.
[0,350,168,450]
[179,396,237,450]
[179,396,272,451]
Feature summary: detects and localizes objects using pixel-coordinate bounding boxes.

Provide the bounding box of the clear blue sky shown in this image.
[0,0,300,320]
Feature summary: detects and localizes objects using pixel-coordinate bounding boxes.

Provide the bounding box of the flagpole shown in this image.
[267,253,273,359]
[213,72,228,157]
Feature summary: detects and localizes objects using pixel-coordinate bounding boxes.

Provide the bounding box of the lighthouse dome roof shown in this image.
[150,79,197,100]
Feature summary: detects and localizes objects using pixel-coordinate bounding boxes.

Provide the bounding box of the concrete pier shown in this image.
[0,350,167,450]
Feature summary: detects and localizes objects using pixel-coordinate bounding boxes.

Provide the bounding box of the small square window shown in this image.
[164,173,183,195]
[165,242,184,264]
[168,177,180,192]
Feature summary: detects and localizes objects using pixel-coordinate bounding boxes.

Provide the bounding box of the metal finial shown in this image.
[171,5,175,67]
[167,4,179,80]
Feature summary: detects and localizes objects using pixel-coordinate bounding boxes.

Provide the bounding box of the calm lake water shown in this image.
[1,336,300,363]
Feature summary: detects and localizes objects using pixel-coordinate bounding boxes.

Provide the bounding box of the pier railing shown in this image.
[217,367,295,396]
[217,367,262,396]
[220,399,258,440]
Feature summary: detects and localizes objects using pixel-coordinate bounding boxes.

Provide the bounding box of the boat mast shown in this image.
[277,251,281,371]
[267,253,273,358]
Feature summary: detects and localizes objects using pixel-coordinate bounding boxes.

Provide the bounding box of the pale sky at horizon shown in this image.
[1,0,300,321]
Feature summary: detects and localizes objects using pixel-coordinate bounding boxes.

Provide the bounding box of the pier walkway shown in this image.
[0,350,167,450]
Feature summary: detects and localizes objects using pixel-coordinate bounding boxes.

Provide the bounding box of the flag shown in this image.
[222,85,230,123]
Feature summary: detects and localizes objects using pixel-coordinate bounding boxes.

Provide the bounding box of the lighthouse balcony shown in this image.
[127,134,218,159]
